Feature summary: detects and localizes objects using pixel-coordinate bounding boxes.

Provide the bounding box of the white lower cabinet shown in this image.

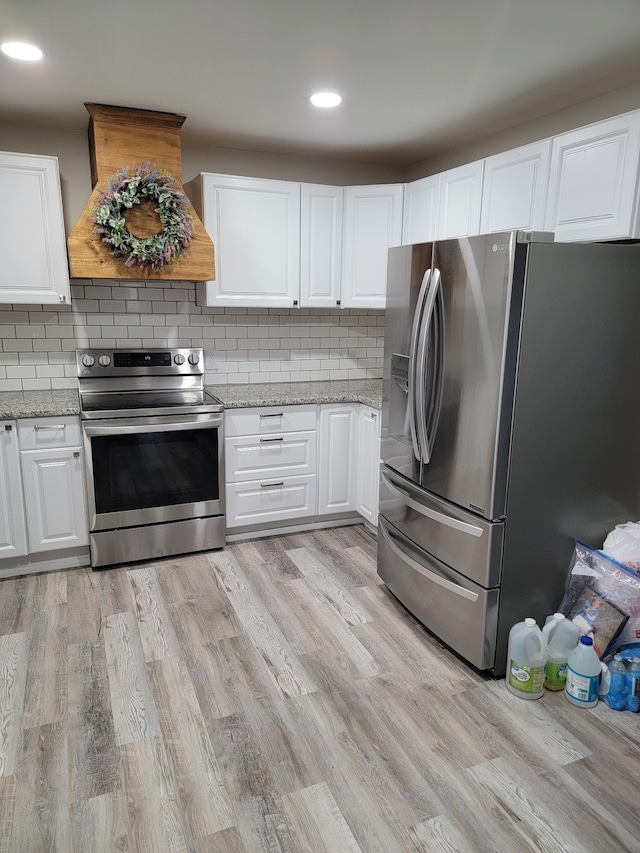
[225,402,380,533]
[317,404,359,515]
[226,476,317,529]
[225,404,317,530]
[0,421,28,558]
[18,417,89,553]
[357,406,381,526]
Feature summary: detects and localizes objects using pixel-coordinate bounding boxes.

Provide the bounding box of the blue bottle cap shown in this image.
[580,636,593,646]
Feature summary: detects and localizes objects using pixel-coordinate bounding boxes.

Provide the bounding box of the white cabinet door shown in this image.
[195,174,301,307]
[226,431,317,482]
[544,111,640,242]
[357,406,380,526]
[226,475,317,528]
[0,422,27,558]
[480,140,551,234]
[300,184,343,308]
[402,174,441,244]
[0,152,70,305]
[341,184,404,308]
[20,447,89,552]
[438,160,484,239]
[318,404,358,514]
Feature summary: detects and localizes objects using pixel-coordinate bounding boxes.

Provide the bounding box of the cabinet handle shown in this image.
[260,412,284,419]
[371,412,377,419]
[260,480,284,488]
[336,300,341,306]
[34,424,66,430]
[4,425,11,432]
[73,451,80,458]
[260,436,284,442]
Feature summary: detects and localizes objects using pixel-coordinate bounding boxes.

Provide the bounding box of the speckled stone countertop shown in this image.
[209,378,382,410]
[0,379,383,419]
[0,389,80,419]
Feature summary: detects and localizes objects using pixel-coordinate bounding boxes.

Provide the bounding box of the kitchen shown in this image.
[2,1,640,850]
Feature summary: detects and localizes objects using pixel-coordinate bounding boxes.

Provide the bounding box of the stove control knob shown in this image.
[188,352,200,365]
[174,353,186,365]
[81,354,95,368]
[98,354,111,367]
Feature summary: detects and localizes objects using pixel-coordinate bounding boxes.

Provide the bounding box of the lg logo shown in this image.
[492,243,506,252]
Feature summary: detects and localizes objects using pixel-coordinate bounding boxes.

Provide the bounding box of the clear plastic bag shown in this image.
[603,522,640,571]
[558,542,640,656]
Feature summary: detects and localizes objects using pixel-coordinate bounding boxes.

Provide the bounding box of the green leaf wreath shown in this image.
[91,162,194,272]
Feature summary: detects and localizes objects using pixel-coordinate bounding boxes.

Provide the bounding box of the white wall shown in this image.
[407,79,640,180]
[0,120,404,233]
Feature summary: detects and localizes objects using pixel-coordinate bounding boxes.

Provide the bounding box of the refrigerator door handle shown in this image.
[379,521,479,602]
[381,468,483,537]
[408,269,432,462]
[415,267,444,464]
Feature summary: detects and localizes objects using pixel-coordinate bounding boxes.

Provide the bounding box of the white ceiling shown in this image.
[2,0,640,165]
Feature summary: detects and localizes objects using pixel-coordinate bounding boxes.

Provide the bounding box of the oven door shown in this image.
[82,412,224,531]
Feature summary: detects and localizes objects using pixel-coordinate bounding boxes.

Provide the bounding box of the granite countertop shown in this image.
[0,389,80,420]
[0,379,383,420]
[209,378,382,409]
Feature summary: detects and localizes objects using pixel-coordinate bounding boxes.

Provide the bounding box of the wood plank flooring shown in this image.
[0,524,638,852]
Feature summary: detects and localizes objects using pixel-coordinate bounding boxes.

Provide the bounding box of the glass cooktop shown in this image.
[80,389,223,417]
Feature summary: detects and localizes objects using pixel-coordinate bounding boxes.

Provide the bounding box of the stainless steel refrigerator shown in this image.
[377,231,640,675]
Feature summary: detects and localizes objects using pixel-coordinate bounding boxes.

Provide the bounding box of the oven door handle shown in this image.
[83,415,223,436]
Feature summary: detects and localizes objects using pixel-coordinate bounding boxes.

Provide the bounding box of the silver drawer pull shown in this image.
[260,436,284,443]
[34,424,66,430]
[260,412,284,418]
[261,480,284,488]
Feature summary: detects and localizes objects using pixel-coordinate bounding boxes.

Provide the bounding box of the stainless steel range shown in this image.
[77,347,225,568]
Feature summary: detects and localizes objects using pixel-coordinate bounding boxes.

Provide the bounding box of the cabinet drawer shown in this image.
[18,416,81,450]
[225,405,317,437]
[226,431,317,482]
[226,474,317,529]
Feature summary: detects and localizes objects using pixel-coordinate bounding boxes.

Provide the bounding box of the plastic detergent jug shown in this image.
[565,636,601,708]
[543,613,580,691]
[506,618,546,700]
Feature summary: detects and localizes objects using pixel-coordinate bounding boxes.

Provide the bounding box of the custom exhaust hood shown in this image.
[67,103,215,281]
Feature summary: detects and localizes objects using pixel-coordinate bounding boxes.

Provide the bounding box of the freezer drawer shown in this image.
[377,517,499,671]
[379,465,503,588]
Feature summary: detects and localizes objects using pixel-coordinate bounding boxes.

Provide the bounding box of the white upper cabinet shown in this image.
[0,152,70,305]
[300,183,343,308]
[402,174,441,244]
[195,174,301,308]
[438,160,484,239]
[341,184,404,309]
[544,111,640,242]
[480,140,551,234]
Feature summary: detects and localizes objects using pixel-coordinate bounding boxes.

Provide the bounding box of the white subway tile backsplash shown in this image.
[0,280,384,391]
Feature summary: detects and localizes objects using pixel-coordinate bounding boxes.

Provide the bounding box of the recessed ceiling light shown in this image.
[1,41,44,61]
[310,92,342,109]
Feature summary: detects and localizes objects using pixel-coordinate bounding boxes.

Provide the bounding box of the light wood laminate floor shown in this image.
[0,524,638,852]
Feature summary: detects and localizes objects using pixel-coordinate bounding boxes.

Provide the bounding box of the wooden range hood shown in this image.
[67,103,215,281]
